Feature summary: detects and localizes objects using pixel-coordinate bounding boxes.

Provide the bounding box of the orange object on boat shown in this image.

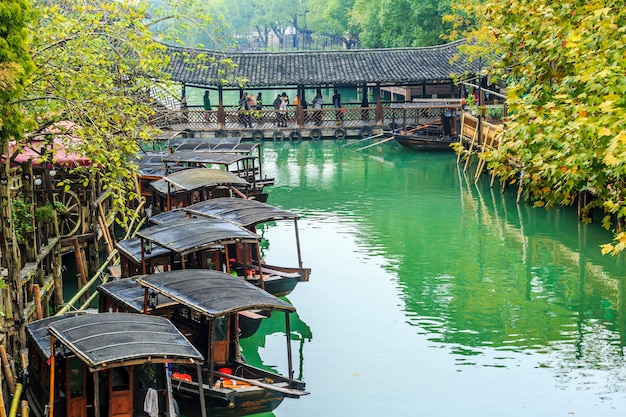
[172,372,192,382]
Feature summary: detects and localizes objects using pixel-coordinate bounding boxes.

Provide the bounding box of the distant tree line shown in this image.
[149,0,455,50]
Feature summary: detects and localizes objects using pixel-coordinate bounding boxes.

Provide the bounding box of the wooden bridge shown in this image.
[151,100,464,141]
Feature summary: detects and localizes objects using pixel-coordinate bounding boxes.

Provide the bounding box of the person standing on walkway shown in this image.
[333,89,343,125]
[239,93,252,128]
[312,89,323,126]
[361,93,369,121]
[203,90,211,121]
[280,93,289,127]
[273,94,282,126]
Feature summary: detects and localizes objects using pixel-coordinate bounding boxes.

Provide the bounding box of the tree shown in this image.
[449,0,626,254]
[307,0,358,49]
[352,0,453,48]
[0,0,36,352]
[21,0,231,228]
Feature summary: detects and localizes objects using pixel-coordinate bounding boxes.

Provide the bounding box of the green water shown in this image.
[239,140,626,417]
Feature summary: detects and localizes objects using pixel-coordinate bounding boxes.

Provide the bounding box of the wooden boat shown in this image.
[392,131,459,151]
[148,167,252,212]
[135,138,272,205]
[150,197,311,285]
[390,111,459,151]
[24,312,205,417]
[116,215,303,297]
[163,149,273,202]
[97,269,309,417]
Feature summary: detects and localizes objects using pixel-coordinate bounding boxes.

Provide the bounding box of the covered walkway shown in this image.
[153,40,478,138]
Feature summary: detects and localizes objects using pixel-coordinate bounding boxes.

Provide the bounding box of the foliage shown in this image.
[307,0,359,49]
[17,0,229,230]
[351,0,453,48]
[448,0,626,254]
[0,0,35,144]
[11,193,33,243]
[34,202,60,223]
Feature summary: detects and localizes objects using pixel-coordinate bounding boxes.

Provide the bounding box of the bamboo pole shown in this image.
[354,136,395,151]
[55,250,117,316]
[7,383,22,417]
[0,376,6,417]
[20,400,28,417]
[0,345,15,394]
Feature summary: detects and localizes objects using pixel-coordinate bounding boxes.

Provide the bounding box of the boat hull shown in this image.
[174,383,286,417]
[393,133,458,151]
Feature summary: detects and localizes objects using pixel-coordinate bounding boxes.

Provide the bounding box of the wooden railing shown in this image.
[458,112,505,182]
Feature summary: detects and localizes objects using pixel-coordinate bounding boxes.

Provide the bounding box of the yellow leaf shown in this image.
[599,127,611,137]
[567,32,582,43]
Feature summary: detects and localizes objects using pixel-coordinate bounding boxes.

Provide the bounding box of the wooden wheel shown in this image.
[56,190,81,237]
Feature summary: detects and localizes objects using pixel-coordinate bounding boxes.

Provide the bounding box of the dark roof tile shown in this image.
[164,40,475,88]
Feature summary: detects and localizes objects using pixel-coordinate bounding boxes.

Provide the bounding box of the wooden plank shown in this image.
[354,136,395,151]
[213,371,308,397]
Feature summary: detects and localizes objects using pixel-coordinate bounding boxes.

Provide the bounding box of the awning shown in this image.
[150,168,249,195]
[27,313,203,368]
[136,216,259,254]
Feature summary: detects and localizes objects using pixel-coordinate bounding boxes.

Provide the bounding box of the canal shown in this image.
[239,140,626,417]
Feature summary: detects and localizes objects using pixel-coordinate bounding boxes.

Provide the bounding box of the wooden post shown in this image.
[285,312,293,380]
[48,336,56,417]
[33,284,43,320]
[22,164,36,262]
[73,239,88,299]
[375,84,383,126]
[217,87,225,129]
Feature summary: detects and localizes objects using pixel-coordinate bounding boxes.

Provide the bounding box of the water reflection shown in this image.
[256,140,626,416]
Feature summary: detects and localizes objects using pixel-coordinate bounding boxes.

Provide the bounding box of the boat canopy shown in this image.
[163,151,255,166]
[150,198,299,227]
[115,237,171,264]
[136,217,259,255]
[150,168,249,195]
[170,138,260,154]
[26,313,203,369]
[186,198,299,227]
[98,270,296,317]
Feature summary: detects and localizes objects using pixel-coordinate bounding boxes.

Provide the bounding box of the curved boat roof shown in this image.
[186,198,299,226]
[26,313,203,368]
[98,270,295,317]
[171,138,260,154]
[150,168,249,195]
[136,217,259,254]
[149,198,299,227]
[116,236,172,263]
[164,151,256,165]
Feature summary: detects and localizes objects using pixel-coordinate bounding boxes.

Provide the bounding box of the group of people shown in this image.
[203,88,362,128]
[238,92,264,128]
[273,92,291,127]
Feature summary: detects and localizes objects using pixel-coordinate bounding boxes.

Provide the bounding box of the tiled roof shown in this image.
[164,40,476,88]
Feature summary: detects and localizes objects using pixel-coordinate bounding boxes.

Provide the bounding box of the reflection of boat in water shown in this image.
[97,270,309,417]
[239,299,312,381]
[25,313,204,417]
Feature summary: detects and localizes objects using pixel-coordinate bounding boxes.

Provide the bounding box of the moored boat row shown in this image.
[24,141,312,417]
